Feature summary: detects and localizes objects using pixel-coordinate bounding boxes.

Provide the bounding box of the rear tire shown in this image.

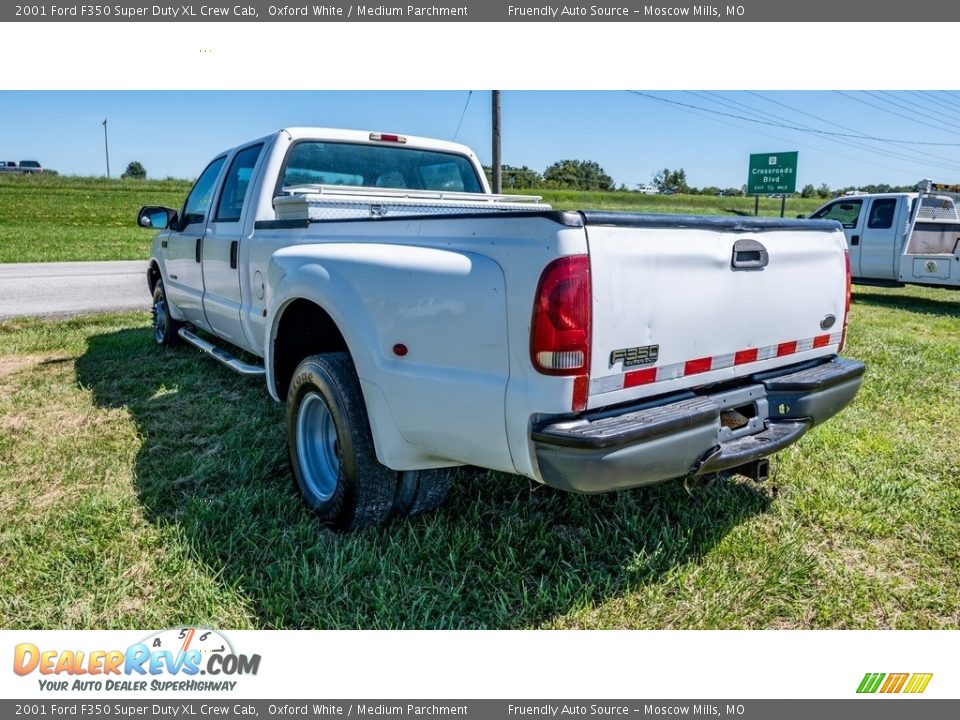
[392,468,454,518]
[151,280,183,346]
[286,353,397,531]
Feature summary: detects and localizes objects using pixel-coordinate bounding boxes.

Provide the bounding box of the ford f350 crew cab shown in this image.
[138,127,865,530]
[809,180,960,289]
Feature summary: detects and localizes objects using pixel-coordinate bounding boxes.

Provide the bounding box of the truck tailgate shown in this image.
[583,213,848,409]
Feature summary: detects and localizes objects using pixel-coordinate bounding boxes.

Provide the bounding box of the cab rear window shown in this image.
[279,142,483,194]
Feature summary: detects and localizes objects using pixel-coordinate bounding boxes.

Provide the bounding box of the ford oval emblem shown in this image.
[820,314,837,330]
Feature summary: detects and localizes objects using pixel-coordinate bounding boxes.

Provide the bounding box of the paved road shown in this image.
[0,261,150,320]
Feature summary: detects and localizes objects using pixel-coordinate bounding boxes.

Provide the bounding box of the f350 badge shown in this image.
[610,344,659,368]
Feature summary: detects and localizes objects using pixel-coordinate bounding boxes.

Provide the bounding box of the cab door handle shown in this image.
[230,241,239,269]
[195,237,202,263]
[850,235,860,246]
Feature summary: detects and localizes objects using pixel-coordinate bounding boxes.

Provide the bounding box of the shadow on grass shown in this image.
[76,327,772,629]
[853,290,960,318]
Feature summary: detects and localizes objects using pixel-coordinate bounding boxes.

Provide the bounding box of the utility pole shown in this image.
[102,119,111,179]
[491,90,502,194]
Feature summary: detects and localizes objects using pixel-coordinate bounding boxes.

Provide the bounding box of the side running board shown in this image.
[178,328,265,377]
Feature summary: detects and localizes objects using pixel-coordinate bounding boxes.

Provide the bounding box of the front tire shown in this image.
[151,280,182,346]
[286,353,397,531]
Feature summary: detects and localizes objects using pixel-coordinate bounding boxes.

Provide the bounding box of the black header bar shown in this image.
[4,0,953,22]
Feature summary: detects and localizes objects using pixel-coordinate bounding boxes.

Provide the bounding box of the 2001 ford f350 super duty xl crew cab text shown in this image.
[137,127,865,530]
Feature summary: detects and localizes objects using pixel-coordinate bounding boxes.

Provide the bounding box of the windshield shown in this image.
[279,141,484,194]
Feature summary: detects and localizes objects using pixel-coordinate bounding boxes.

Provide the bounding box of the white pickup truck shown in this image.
[809,180,960,289]
[138,127,864,530]
[0,160,43,174]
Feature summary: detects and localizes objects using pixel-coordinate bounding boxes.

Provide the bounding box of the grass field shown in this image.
[0,175,189,263]
[1,286,958,629]
[0,175,831,263]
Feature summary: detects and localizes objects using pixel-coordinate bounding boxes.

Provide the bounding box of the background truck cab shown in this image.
[809,181,960,288]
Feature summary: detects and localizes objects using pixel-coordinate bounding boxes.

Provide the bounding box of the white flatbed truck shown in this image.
[809,180,960,288]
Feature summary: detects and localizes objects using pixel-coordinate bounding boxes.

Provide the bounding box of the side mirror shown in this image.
[137,206,178,230]
[796,214,806,219]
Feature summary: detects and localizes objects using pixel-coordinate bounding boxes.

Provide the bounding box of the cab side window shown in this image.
[867,199,897,229]
[180,156,227,227]
[215,144,263,223]
[812,199,863,228]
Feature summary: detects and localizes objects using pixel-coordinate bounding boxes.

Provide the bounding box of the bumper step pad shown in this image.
[695,420,810,476]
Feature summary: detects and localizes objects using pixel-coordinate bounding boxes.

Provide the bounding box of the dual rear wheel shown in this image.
[285,353,452,531]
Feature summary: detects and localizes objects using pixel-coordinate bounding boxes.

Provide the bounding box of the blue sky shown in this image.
[5,90,960,189]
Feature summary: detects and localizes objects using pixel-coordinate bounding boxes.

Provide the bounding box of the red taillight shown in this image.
[531,255,592,410]
[840,250,852,351]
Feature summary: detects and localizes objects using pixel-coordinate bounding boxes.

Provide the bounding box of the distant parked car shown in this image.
[0,160,43,174]
[637,184,658,195]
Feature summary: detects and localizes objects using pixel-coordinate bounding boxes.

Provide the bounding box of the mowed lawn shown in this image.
[0,175,189,263]
[0,174,830,263]
[0,287,958,629]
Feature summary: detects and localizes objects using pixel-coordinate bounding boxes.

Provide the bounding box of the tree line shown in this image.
[484,161,917,198]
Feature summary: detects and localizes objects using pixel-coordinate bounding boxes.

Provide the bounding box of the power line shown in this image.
[745,91,865,134]
[748,89,960,171]
[862,90,960,134]
[452,90,472,141]
[833,91,960,138]
[904,91,960,124]
[628,92,928,179]
[738,91,960,172]
[932,91,960,112]
[627,90,960,147]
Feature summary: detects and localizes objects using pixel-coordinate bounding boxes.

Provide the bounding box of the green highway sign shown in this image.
[747,151,798,194]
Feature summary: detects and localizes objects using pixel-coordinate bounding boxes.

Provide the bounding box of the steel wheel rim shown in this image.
[296,391,340,502]
[153,296,167,344]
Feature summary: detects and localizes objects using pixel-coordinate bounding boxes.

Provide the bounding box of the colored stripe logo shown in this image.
[857,672,933,694]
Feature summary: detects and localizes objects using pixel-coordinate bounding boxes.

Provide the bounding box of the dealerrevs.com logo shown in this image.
[13,628,261,692]
[857,673,933,694]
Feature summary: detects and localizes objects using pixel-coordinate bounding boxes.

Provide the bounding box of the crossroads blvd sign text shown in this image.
[748,151,798,194]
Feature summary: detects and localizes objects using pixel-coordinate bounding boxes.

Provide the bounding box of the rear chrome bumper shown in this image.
[531,356,865,493]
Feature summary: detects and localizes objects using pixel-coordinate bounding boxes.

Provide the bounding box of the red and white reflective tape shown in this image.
[590,332,843,395]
